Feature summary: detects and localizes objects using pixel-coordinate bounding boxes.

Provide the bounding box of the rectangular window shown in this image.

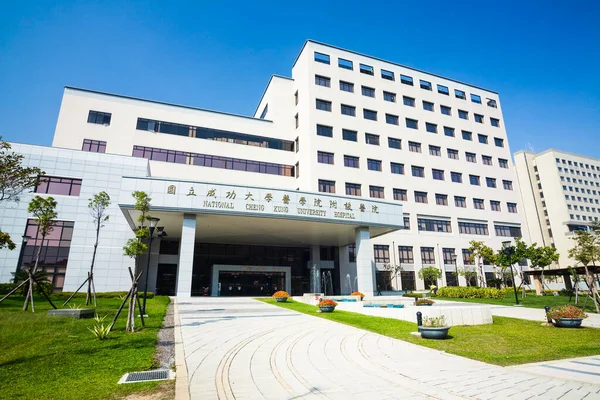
[459,221,488,235]
[394,189,407,201]
[423,101,434,111]
[473,198,485,209]
[495,225,522,237]
[314,52,330,64]
[260,104,269,119]
[365,133,380,145]
[343,129,357,141]
[507,202,518,213]
[338,58,353,70]
[458,110,468,120]
[421,247,436,264]
[408,141,421,153]
[414,191,428,203]
[339,81,354,92]
[420,80,432,90]
[474,114,484,123]
[363,109,377,121]
[412,166,425,177]
[388,137,401,149]
[361,86,375,97]
[418,218,451,232]
[381,69,394,80]
[471,94,482,104]
[451,172,462,183]
[315,75,330,87]
[432,169,444,180]
[486,177,497,188]
[367,159,382,171]
[499,158,509,168]
[400,75,413,85]
[426,123,437,133]
[491,118,500,127]
[406,118,418,129]
[317,151,334,164]
[429,146,441,157]
[36,176,82,196]
[386,114,399,125]
[482,155,492,166]
[403,96,415,107]
[316,99,332,111]
[348,244,356,262]
[369,185,385,198]
[443,248,457,265]
[383,91,396,102]
[344,155,360,168]
[494,138,504,147]
[455,196,466,207]
[490,200,501,211]
[447,149,459,159]
[341,104,356,116]
[503,180,513,190]
[82,139,106,153]
[360,63,374,75]
[454,89,466,100]
[437,85,449,95]
[397,246,414,265]
[391,162,404,174]
[487,98,497,108]
[87,110,111,125]
[466,152,476,162]
[444,126,455,137]
[374,245,390,263]
[316,124,333,137]
[345,183,361,196]
[435,194,449,206]
[470,175,480,186]
[318,179,335,193]
[441,105,451,115]
[478,134,488,144]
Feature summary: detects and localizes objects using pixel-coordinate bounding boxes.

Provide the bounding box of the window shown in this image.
[316,124,333,137]
[425,123,438,134]
[400,75,413,85]
[294,92,298,105]
[494,138,504,147]
[314,52,330,64]
[486,177,497,188]
[374,245,390,263]
[435,194,449,206]
[495,225,522,237]
[345,183,361,196]
[444,126,455,137]
[361,86,375,97]
[360,63,374,75]
[317,151,334,164]
[437,85,449,95]
[429,146,441,156]
[315,75,330,87]
[402,96,415,107]
[260,104,269,119]
[490,200,501,211]
[462,131,473,141]
[386,114,399,125]
[455,196,466,207]
[470,93,482,104]
[432,169,444,180]
[507,203,518,213]
[473,198,485,209]
[406,118,418,129]
[338,58,353,70]
[421,247,436,264]
[341,104,356,116]
[381,69,394,80]
[295,114,299,128]
[36,176,82,196]
[339,81,354,92]
[420,80,432,90]
[383,91,396,102]
[412,166,425,177]
[82,139,106,153]
[370,185,385,198]
[503,180,513,190]
[343,129,357,141]
[388,137,401,149]
[487,99,497,108]
[499,158,509,168]
[344,155,359,168]
[441,105,451,116]
[415,191,428,203]
[367,159,382,171]
[459,221,488,235]
[482,155,492,166]
[391,162,404,174]
[466,152,476,162]
[87,110,111,125]
[316,99,331,111]
[478,134,488,144]
[491,118,500,127]
[394,189,407,201]
[458,110,468,120]
[454,89,466,100]
[409,142,421,153]
[462,249,474,265]
[363,109,377,121]
[318,180,335,193]
[399,246,414,263]
[474,114,484,124]
[470,175,481,186]
[451,172,462,183]
[447,149,459,159]
[418,218,451,232]
[365,133,380,145]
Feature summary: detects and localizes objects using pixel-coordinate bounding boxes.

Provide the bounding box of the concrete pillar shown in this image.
[355,227,375,296]
[176,214,196,297]
[309,245,321,293]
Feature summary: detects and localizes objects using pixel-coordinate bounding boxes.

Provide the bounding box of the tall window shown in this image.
[462,249,474,265]
[87,110,111,125]
[374,245,390,263]
[398,246,414,263]
[344,155,359,168]
[36,176,82,196]
[443,248,457,264]
[421,247,436,264]
[82,139,106,153]
[345,183,361,196]
[369,185,385,198]
[393,189,407,201]
[317,151,334,164]
[318,180,335,193]
[316,99,332,111]
[316,124,333,137]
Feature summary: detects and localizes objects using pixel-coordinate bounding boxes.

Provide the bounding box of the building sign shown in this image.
[119,178,404,228]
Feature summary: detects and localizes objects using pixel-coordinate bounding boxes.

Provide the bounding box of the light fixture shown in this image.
[22,235,31,244]
[148,217,160,229]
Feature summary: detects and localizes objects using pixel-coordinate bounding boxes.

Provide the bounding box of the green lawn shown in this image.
[0,295,171,400]
[260,298,600,366]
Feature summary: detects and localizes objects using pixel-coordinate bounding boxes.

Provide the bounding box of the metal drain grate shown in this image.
[119,369,173,384]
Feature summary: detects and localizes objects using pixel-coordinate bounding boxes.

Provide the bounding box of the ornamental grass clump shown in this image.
[546,305,588,320]
[351,291,365,300]
[272,291,290,299]
[415,298,435,305]
[317,299,338,307]
[422,315,447,328]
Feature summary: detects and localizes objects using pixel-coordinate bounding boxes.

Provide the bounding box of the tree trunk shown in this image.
[86,222,101,306]
[23,238,44,312]
[540,270,545,296]
[584,265,600,313]
[126,289,136,332]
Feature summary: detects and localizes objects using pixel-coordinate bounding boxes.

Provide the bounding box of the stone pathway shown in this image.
[176,298,600,399]
[510,356,600,386]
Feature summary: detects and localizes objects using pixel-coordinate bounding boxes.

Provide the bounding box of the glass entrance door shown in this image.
[218,271,285,296]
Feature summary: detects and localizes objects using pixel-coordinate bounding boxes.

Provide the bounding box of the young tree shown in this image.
[467,241,496,287]
[455,267,478,286]
[0,138,44,249]
[418,266,442,290]
[381,263,403,290]
[526,243,560,295]
[568,222,600,313]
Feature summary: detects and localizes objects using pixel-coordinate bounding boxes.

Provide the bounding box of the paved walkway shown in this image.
[176,298,600,399]
[511,356,600,386]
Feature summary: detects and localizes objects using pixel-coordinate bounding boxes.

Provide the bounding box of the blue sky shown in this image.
[1,1,599,158]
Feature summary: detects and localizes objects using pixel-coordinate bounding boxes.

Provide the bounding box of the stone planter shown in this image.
[553,318,583,328]
[416,303,433,306]
[319,306,335,313]
[418,326,450,339]
[276,297,288,303]
[48,308,95,319]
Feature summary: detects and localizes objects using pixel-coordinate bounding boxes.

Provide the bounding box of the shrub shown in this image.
[402,292,423,299]
[351,291,365,299]
[53,291,154,299]
[416,298,434,305]
[317,299,338,307]
[272,291,290,299]
[436,286,504,299]
[88,315,110,340]
[422,315,446,327]
[547,305,588,320]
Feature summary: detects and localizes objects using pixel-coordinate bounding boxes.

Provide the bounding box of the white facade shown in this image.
[0,40,528,295]
[515,149,600,268]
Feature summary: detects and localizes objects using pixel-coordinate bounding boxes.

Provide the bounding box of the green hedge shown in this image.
[436,286,504,299]
[0,282,53,296]
[54,291,154,299]
[402,292,423,298]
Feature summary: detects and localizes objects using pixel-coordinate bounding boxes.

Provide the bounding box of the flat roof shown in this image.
[515,148,600,163]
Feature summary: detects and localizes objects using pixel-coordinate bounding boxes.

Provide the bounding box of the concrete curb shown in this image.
[173,298,190,400]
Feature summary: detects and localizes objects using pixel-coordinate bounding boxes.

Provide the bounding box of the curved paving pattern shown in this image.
[177,298,600,399]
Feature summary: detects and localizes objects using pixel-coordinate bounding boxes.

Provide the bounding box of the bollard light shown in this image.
[416,311,423,326]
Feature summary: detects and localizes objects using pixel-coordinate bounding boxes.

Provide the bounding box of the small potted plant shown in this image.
[547,304,588,328]
[419,315,450,339]
[415,298,435,306]
[317,299,338,313]
[272,291,290,303]
[351,291,365,300]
